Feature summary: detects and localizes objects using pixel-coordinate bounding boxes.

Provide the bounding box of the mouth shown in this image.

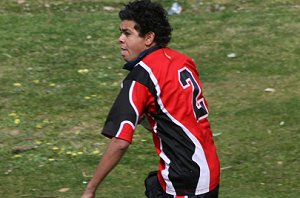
[120,48,127,56]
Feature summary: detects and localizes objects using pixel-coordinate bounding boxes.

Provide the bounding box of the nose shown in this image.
[119,34,125,43]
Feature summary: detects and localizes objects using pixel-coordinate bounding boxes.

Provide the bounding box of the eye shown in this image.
[124,31,131,36]
[119,30,130,37]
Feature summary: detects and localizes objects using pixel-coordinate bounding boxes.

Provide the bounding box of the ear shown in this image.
[145,32,156,47]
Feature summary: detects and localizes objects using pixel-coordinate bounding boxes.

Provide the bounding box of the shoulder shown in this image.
[143,48,193,67]
[149,47,190,59]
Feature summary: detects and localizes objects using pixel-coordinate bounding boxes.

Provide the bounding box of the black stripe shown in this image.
[102,80,136,137]
[156,115,200,195]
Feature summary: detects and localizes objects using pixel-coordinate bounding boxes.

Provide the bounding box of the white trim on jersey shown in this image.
[154,112,176,193]
[129,81,139,126]
[139,61,211,195]
[115,121,135,138]
[173,196,188,198]
[116,81,138,138]
[160,138,175,194]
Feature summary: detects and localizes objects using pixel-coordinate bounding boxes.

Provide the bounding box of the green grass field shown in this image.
[0,0,299,197]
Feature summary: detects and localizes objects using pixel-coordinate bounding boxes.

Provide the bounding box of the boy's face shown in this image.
[119,20,148,62]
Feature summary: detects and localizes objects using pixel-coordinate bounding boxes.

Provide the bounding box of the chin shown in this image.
[124,57,133,62]
[121,55,128,62]
[123,58,130,62]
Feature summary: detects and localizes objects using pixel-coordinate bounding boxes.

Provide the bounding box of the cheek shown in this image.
[128,41,145,54]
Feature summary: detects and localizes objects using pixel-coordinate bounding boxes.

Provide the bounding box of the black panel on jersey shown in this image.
[125,65,161,115]
[102,80,137,138]
[156,115,200,195]
[125,65,157,97]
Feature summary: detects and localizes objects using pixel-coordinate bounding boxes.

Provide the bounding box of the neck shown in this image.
[123,45,161,71]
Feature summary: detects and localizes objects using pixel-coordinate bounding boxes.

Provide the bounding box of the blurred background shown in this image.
[0,0,299,197]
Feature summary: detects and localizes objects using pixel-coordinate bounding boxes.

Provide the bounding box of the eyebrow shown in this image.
[119,27,127,31]
[119,26,133,33]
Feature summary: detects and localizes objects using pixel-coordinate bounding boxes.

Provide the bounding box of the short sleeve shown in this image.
[101,80,150,143]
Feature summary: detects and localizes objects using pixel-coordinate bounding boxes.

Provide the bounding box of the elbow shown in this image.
[111,137,130,151]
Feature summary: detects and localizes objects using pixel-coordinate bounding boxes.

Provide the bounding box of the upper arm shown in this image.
[102,80,151,143]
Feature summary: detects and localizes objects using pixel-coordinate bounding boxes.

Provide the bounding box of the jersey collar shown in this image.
[123,46,161,71]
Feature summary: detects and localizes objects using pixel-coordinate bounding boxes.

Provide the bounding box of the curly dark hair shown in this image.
[119,0,172,47]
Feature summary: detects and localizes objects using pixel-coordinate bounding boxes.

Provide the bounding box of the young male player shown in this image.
[81,0,220,197]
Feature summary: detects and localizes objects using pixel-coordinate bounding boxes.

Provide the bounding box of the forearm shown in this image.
[84,138,130,194]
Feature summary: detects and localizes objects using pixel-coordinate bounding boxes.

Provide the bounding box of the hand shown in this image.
[81,138,129,198]
[81,188,95,198]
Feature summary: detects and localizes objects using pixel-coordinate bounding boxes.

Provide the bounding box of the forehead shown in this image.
[119,20,137,31]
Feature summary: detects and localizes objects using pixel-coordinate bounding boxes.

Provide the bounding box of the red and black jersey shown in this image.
[102,47,220,196]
